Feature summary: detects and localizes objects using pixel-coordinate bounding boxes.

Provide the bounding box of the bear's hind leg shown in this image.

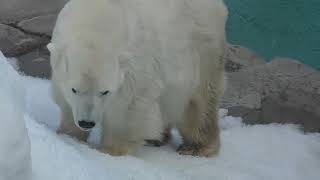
[177,90,220,157]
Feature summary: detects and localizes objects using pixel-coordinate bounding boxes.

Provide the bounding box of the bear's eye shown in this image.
[72,88,78,94]
[100,90,109,96]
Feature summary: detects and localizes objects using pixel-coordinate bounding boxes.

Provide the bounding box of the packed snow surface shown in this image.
[0,51,31,180]
[0,51,320,180]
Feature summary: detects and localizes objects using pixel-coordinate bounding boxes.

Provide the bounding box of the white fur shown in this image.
[50,0,228,154]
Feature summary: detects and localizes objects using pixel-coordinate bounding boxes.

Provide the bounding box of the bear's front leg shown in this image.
[100,97,162,156]
[100,125,142,156]
[100,141,140,156]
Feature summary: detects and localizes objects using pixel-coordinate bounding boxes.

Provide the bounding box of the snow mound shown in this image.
[0,52,31,180]
[0,51,319,180]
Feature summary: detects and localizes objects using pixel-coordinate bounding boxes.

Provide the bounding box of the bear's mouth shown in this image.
[77,120,96,131]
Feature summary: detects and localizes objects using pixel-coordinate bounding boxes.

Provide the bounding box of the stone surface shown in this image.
[0,0,67,23]
[17,15,57,36]
[0,0,65,78]
[260,98,320,132]
[17,47,51,78]
[225,44,265,72]
[0,23,50,57]
[223,58,320,132]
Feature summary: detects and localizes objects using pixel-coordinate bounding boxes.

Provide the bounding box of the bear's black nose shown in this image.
[78,120,96,129]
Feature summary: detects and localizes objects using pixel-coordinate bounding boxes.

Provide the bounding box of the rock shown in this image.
[222,58,320,132]
[0,0,65,78]
[225,44,265,72]
[0,23,50,57]
[17,15,57,36]
[260,97,320,132]
[17,47,51,79]
[0,0,67,23]
[0,0,63,76]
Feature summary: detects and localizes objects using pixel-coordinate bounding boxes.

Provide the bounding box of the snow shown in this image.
[0,51,320,180]
[0,51,31,180]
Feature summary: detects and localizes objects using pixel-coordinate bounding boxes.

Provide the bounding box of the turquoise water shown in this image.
[225,0,320,70]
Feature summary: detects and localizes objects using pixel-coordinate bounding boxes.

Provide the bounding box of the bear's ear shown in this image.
[47,43,55,53]
[47,43,68,74]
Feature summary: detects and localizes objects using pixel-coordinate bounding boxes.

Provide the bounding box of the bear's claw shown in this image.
[144,139,167,147]
[177,143,218,157]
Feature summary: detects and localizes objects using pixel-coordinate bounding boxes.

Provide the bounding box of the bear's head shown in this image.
[48,42,129,131]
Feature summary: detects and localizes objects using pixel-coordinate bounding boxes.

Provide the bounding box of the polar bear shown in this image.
[49,0,228,157]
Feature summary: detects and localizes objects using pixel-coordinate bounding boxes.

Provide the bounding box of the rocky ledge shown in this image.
[0,0,67,78]
[223,56,320,132]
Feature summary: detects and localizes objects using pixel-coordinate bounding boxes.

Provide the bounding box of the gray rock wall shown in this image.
[223,57,320,132]
[0,0,67,78]
[0,0,67,23]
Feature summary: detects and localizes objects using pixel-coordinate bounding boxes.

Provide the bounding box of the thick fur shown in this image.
[49,0,228,157]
